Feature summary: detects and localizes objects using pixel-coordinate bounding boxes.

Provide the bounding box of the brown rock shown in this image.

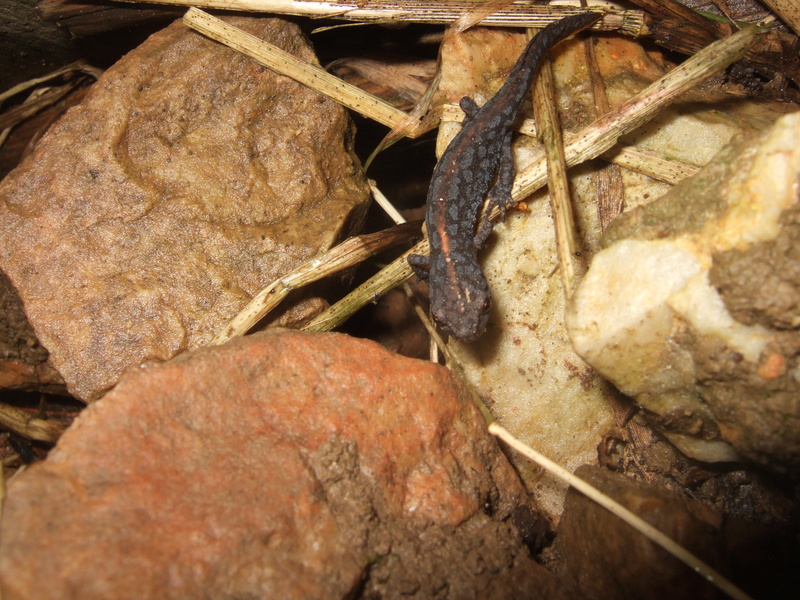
[0,330,575,600]
[0,16,369,401]
[557,465,797,600]
[704,202,800,467]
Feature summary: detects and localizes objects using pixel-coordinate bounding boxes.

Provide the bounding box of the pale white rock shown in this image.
[566,111,800,465]
[566,239,701,401]
[668,271,773,364]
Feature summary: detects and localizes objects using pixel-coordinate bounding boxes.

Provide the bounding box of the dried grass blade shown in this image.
[452,0,517,33]
[0,60,102,105]
[183,7,412,132]
[0,82,78,131]
[600,143,700,184]
[211,221,421,345]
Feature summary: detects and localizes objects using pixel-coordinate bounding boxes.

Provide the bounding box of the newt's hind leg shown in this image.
[474,131,516,248]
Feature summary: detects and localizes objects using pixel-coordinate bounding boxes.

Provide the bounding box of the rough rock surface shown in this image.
[557,465,797,600]
[0,330,574,600]
[0,16,369,401]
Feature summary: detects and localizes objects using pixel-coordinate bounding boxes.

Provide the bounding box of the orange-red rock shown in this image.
[0,330,572,599]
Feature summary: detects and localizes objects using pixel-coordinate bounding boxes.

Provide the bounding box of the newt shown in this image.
[409,12,601,342]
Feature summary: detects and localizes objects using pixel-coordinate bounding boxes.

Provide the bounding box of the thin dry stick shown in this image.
[211,222,420,345]
[183,8,413,132]
[125,0,645,36]
[532,52,577,296]
[364,69,443,168]
[369,180,406,224]
[511,24,759,202]
[490,423,754,600]
[582,14,627,230]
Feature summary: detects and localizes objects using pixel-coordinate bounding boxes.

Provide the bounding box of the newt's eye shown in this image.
[481,299,491,315]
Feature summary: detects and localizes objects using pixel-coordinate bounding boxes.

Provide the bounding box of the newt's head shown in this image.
[430,270,491,343]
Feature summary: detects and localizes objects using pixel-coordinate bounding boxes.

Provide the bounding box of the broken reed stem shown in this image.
[510,24,759,202]
[490,422,755,600]
[211,221,420,345]
[532,52,576,297]
[127,1,645,36]
[303,239,425,333]
[183,8,413,132]
[0,402,70,444]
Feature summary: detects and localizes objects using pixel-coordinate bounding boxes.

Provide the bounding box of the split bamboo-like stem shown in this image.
[124,0,645,36]
[440,104,701,185]
[302,239,426,333]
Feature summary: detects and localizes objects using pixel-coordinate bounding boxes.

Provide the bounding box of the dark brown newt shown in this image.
[409,12,601,342]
